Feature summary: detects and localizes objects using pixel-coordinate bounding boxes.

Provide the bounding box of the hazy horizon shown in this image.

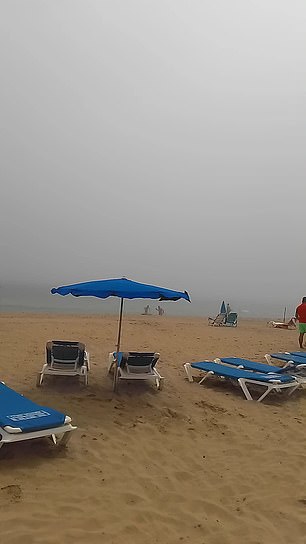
[1,1,305,314]
[0,281,300,319]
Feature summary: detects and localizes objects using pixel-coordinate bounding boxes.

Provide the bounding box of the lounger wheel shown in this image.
[36,374,43,387]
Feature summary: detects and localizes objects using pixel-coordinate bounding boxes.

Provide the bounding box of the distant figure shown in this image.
[268,317,296,330]
[143,305,150,315]
[295,297,306,348]
[156,305,164,316]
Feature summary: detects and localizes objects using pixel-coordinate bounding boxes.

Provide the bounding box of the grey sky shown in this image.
[1,0,305,313]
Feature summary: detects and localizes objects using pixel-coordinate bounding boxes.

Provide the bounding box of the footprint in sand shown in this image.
[0,484,23,503]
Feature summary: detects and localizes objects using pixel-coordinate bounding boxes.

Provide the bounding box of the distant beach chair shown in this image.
[267,318,296,329]
[0,381,76,449]
[208,313,226,326]
[184,361,300,402]
[225,312,238,327]
[108,351,163,391]
[37,340,90,387]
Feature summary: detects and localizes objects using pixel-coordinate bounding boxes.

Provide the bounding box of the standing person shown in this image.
[295,297,306,348]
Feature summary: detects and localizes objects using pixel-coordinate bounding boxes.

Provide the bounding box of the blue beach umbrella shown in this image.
[220,300,226,314]
[51,277,190,382]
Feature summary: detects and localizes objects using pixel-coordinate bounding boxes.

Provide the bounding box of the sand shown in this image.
[1,313,306,544]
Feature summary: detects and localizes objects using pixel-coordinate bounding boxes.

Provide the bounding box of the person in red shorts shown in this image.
[295,297,306,348]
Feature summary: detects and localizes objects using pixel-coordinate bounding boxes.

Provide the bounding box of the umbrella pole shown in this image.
[114,298,124,391]
[116,297,124,354]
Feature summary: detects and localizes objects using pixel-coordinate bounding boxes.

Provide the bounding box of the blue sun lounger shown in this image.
[216,357,306,385]
[0,382,76,449]
[290,352,306,359]
[265,353,306,369]
[184,361,300,402]
[216,357,288,374]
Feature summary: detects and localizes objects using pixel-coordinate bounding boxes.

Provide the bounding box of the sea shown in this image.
[0,284,294,320]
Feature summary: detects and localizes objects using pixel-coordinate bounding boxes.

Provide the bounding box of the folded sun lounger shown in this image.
[208,313,226,326]
[108,351,164,391]
[184,361,300,402]
[37,340,90,387]
[0,382,76,449]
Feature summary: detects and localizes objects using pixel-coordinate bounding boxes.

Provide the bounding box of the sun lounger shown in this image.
[208,313,226,326]
[37,340,90,387]
[265,353,306,369]
[216,357,287,373]
[184,361,300,402]
[0,382,76,449]
[216,357,306,384]
[225,312,238,327]
[290,352,306,358]
[108,351,164,391]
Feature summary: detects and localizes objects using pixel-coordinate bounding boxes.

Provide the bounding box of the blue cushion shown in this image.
[190,362,295,383]
[270,353,306,365]
[290,352,306,359]
[0,383,66,432]
[220,357,285,374]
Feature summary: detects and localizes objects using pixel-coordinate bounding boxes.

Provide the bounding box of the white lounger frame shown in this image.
[37,350,90,387]
[0,415,77,449]
[184,363,300,402]
[108,353,164,391]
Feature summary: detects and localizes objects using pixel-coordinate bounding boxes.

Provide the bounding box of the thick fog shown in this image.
[0,1,305,316]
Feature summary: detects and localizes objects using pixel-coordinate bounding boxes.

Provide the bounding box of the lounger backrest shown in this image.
[46,341,85,368]
[122,352,159,374]
[226,312,238,325]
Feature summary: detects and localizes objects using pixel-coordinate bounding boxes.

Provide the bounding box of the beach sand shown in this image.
[1,313,306,544]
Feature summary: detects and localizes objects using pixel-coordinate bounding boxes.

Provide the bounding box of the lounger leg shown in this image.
[59,431,72,447]
[85,351,91,371]
[184,363,194,382]
[288,384,300,396]
[198,371,214,385]
[256,385,272,403]
[36,373,43,387]
[80,367,88,386]
[154,369,164,390]
[238,379,254,401]
[113,366,119,392]
[108,353,115,374]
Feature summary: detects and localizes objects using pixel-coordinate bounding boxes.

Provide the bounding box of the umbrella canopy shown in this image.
[51,277,190,302]
[51,277,190,390]
[220,300,226,314]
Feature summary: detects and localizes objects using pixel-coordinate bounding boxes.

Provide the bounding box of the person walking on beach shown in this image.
[295,296,306,348]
